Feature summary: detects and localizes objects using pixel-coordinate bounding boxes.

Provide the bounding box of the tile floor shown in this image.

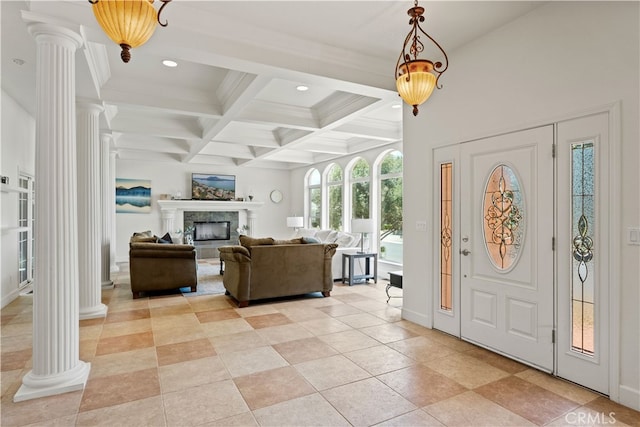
[1,260,639,426]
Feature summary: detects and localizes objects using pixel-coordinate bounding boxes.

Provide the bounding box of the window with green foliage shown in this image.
[380,151,403,263]
[327,164,343,230]
[307,169,321,228]
[351,158,370,219]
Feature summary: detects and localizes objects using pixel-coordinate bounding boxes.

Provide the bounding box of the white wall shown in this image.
[1,90,36,307]
[115,159,293,262]
[403,2,639,409]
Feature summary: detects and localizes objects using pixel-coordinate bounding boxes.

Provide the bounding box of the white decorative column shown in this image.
[15,22,90,402]
[77,102,108,319]
[109,149,119,273]
[100,134,114,287]
[247,210,258,237]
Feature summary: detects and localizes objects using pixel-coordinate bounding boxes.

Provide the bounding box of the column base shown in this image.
[79,303,108,320]
[101,280,114,289]
[14,361,91,402]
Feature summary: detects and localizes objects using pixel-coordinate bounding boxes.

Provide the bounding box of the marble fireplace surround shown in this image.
[157,200,264,240]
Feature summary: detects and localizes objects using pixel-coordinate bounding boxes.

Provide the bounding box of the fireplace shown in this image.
[194,221,231,241]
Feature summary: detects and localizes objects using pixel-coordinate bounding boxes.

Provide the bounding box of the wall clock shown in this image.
[269,190,283,203]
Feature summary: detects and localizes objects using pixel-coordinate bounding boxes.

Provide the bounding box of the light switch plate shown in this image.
[416,220,427,232]
[628,227,640,245]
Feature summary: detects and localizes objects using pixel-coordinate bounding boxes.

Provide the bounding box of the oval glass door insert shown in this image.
[483,164,525,271]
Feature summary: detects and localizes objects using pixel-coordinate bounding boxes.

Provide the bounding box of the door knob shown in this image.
[460,249,471,256]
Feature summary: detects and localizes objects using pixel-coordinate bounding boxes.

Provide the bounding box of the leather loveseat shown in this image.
[218,236,337,307]
[129,231,197,299]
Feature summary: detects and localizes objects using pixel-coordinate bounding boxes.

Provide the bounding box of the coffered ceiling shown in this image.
[1,1,542,169]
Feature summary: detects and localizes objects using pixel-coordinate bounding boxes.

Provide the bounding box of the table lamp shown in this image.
[351,218,374,253]
[286,216,304,232]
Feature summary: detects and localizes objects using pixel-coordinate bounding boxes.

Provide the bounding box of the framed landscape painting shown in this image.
[116,178,151,213]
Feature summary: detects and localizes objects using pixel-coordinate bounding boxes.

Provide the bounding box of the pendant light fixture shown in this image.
[88,0,172,63]
[395,0,448,116]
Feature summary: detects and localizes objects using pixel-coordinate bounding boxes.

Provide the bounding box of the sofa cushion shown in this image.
[273,237,304,245]
[302,236,321,244]
[334,233,357,247]
[131,235,157,243]
[239,235,275,248]
[314,229,334,242]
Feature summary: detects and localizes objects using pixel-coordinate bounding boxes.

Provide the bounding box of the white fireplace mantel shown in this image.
[157,199,264,237]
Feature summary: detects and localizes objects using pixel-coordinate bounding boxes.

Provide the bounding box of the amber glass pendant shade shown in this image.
[91,0,158,63]
[396,60,437,116]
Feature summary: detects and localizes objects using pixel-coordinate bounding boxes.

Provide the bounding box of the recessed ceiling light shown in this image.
[391,103,402,109]
[162,59,178,68]
[296,85,309,92]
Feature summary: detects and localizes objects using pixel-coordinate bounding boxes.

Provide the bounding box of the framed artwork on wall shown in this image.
[116,178,151,213]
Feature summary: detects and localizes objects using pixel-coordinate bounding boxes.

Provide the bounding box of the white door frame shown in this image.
[430,102,621,401]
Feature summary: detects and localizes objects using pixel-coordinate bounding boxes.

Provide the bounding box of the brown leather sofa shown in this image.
[129,240,197,299]
[218,237,337,307]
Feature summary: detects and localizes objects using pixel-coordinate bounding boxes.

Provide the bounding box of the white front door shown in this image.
[460,126,555,372]
[556,112,610,395]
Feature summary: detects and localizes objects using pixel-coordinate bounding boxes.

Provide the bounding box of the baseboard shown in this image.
[1,287,22,309]
[618,384,640,411]
[401,307,432,329]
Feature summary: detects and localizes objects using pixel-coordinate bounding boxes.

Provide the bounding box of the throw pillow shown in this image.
[239,235,275,248]
[131,235,157,243]
[334,233,355,247]
[133,230,153,238]
[314,229,334,242]
[294,228,318,238]
[160,232,173,243]
[302,236,321,244]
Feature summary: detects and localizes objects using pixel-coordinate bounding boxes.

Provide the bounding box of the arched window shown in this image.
[379,151,403,263]
[351,158,370,219]
[326,164,343,230]
[306,169,321,228]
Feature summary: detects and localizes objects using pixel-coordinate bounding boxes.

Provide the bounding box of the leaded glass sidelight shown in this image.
[571,142,595,355]
[482,164,525,271]
[440,163,453,311]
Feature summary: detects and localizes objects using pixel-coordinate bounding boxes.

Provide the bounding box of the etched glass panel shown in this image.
[440,163,453,311]
[571,142,595,355]
[483,164,525,271]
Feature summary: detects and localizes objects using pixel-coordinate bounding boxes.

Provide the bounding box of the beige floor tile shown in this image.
[24,413,77,426]
[423,351,511,389]
[378,364,468,407]
[75,395,166,426]
[1,333,33,352]
[516,369,600,405]
[316,303,363,317]
[158,355,230,393]
[201,411,258,427]
[195,308,241,323]
[545,407,633,427]
[336,312,388,329]
[273,337,339,365]
[220,345,288,377]
[234,366,315,410]
[584,396,640,426]
[371,306,403,322]
[100,318,151,338]
[388,336,458,363]
[1,390,83,426]
[1,348,32,371]
[95,331,154,356]
[344,344,415,376]
[464,346,529,374]
[233,305,280,318]
[163,379,249,426]
[79,325,103,341]
[244,313,291,329]
[209,330,269,354]
[104,308,150,324]
[1,369,23,397]
[298,317,352,336]
[156,337,216,366]
[295,354,370,391]
[322,377,417,426]
[424,391,536,426]
[349,299,392,313]
[374,409,445,426]
[147,294,187,308]
[256,323,314,345]
[318,329,380,353]
[187,295,235,312]
[89,347,158,379]
[150,313,201,331]
[199,317,254,338]
[80,368,160,413]
[360,322,419,344]
[253,393,350,427]
[151,324,207,347]
[278,306,330,322]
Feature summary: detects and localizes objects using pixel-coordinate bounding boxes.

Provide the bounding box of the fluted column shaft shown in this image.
[77,102,108,319]
[100,134,114,288]
[109,149,119,273]
[15,22,90,402]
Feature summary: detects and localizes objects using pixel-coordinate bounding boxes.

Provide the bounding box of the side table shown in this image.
[342,252,378,286]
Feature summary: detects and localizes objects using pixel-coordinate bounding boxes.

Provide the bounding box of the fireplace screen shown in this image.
[194,221,231,241]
